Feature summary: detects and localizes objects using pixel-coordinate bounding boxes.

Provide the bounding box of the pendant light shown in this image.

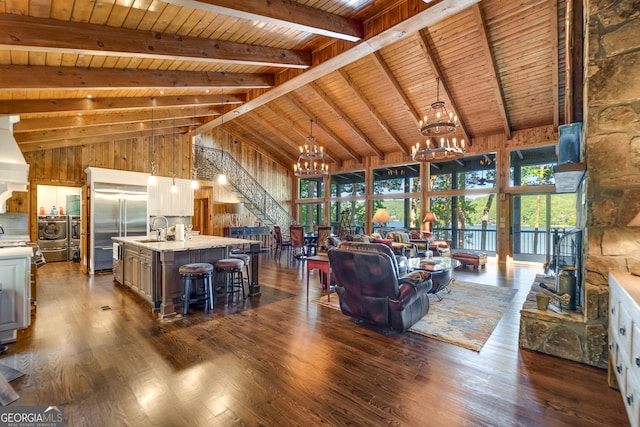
[191,103,199,189]
[171,118,178,193]
[148,108,157,185]
[218,88,227,185]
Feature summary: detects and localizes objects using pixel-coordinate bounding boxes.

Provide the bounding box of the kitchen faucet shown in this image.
[150,216,168,240]
[0,224,4,234]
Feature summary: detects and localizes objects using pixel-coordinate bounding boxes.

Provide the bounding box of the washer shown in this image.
[38,215,68,262]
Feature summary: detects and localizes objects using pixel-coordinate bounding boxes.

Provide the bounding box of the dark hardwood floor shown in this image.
[4,253,628,426]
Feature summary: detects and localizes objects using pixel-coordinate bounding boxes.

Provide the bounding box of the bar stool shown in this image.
[179,263,214,315]
[214,258,245,304]
[229,253,251,290]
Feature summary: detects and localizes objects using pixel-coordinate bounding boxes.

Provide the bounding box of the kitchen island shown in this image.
[113,235,261,317]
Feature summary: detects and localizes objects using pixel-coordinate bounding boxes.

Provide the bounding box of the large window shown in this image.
[299,202,324,233]
[430,154,497,191]
[429,194,497,253]
[331,171,365,197]
[299,177,324,199]
[509,146,556,187]
[331,200,366,235]
[373,165,420,195]
[371,165,421,230]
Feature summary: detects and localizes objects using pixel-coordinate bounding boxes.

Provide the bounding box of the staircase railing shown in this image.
[193,145,296,229]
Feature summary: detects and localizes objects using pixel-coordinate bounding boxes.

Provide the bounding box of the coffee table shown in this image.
[408,256,461,297]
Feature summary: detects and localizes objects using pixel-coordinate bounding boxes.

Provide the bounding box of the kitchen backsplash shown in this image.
[0,213,28,237]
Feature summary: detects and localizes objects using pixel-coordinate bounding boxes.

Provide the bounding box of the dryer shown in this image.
[37,215,68,262]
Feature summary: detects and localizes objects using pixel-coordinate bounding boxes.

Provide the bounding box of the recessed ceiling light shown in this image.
[77,113,82,116]
[87,94,92,99]
[160,90,165,95]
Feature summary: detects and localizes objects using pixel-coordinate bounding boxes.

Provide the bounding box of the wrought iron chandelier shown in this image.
[419,77,458,136]
[413,77,465,162]
[293,119,328,177]
[412,137,466,162]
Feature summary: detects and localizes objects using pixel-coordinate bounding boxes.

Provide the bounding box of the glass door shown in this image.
[512,193,577,263]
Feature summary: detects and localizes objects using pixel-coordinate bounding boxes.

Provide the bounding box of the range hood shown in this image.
[0,116,29,211]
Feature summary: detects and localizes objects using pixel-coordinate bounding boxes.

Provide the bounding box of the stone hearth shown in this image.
[519,275,608,368]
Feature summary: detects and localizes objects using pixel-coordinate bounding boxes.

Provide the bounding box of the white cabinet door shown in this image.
[148,177,193,216]
[172,179,194,216]
[139,251,153,302]
[0,257,31,332]
[148,178,172,216]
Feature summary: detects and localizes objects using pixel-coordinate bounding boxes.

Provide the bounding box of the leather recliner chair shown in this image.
[328,242,432,332]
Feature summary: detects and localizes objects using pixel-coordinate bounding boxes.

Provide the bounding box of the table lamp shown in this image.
[372,208,391,236]
[423,211,438,232]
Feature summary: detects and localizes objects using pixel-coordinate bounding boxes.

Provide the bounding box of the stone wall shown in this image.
[584,0,640,363]
[519,0,639,368]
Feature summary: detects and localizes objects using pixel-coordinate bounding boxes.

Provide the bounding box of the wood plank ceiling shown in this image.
[0,0,565,169]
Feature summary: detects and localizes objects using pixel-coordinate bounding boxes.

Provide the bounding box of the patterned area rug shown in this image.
[312,280,518,352]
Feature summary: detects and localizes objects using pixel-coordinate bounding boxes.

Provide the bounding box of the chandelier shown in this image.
[413,77,465,162]
[293,119,328,177]
[412,137,466,162]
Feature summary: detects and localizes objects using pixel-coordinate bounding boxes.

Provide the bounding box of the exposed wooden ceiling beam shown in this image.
[550,0,560,130]
[0,94,245,115]
[337,69,410,157]
[284,93,360,166]
[261,104,341,166]
[0,14,311,69]
[162,0,363,42]
[248,112,312,160]
[18,127,181,153]
[371,51,422,127]
[270,91,362,165]
[197,0,480,133]
[470,4,511,139]
[416,30,472,144]
[0,65,273,90]
[306,82,381,161]
[14,108,217,132]
[15,118,200,144]
[225,122,297,167]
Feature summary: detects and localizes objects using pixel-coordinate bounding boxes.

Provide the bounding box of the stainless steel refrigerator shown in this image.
[90,183,147,273]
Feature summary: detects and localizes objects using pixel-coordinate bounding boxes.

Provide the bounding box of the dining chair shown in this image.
[289,225,306,259]
[272,226,291,257]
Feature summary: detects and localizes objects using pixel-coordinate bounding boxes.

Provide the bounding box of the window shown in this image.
[299,177,324,199]
[430,154,497,191]
[373,165,420,195]
[372,198,421,232]
[330,200,366,235]
[509,146,556,187]
[331,171,365,197]
[429,194,497,253]
[299,202,324,233]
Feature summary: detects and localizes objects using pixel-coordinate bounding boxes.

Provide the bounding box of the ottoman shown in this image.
[451,249,488,269]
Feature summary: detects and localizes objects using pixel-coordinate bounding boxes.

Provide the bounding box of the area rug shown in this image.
[312,280,518,352]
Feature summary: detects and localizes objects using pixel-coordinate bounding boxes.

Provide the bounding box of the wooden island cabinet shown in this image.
[113,235,261,317]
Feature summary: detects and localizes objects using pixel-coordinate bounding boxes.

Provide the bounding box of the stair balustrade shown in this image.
[193,145,296,230]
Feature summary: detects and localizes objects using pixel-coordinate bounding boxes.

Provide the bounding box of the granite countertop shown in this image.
[113,235,260,252]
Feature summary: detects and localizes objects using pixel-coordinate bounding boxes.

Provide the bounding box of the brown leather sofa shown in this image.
[328,242,432,332]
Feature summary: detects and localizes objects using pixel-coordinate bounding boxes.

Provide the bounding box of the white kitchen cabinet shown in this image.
[139,248,153,303]
[0,247,32,339]
[122,244,154,304]
[147,177,193,217]
[609,272,640,427]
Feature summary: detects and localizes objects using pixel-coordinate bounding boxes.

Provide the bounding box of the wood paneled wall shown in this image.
[196,126,294,236]
[6,134,191,241]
